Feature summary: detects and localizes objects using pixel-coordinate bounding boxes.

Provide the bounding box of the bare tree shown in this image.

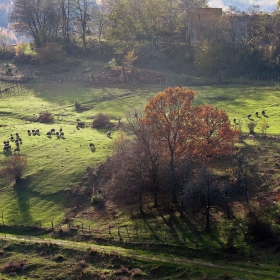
[73,0,95,49]
[0,155,28,185]
[182,166,224,231]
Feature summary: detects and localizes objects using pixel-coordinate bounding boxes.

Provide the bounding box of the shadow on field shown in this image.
[142,216,160,240]
[13,178,67,226]
[14,178,34,225]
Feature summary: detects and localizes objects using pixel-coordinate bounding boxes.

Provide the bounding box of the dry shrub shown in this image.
[114,266,130,276]
[37,111,54,123]
[131,268,143,277]
[2,261,26,273]
[91,113,110,128]
[36,43,66,64]
[0,155,28,184]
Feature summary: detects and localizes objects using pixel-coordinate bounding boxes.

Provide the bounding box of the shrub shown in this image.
[74,101,82,110]
[91,113,110,128]
[37,111,54,123]
[247,121,257,134]
[91,194,105,209]
[0,155,28,184]
[122,50,137,70]
[14,42,29,57]
[114,266,130,276]
[36,43,66,64]
[131,268,143,277]
[1,261,26,273]
[107,58,117,69]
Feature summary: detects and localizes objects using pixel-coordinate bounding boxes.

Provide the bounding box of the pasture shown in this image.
[0,78,280,228]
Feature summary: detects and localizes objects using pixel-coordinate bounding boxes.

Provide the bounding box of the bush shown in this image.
[36,43,66,64]
[247,121,257,134]
[74,101,82,110]
[37,111,54,123]
[14,42,29,57]
[0,155,28,184]
[1,261,26,273]
[91,194,105,209]
[91,113,110,128]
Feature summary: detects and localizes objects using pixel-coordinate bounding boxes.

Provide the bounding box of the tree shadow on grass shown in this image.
[141,215,160,241]
[13,177,67,227]
[14,177,34,225]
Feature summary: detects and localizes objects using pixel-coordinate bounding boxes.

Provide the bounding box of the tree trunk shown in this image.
[226,201,231,219]
[180,198,184,217]
[153,190,158,208]
[206,205,210,231]
[139,192,143,214]
[206,193,210,231]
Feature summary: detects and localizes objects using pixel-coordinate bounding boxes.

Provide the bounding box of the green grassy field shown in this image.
[1,79,280,228]
[1,71,280,279]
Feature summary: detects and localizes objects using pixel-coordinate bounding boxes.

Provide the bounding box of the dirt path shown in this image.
[0,233,279,279]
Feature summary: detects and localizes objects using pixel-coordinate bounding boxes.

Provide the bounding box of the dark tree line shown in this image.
[8,0,280,77]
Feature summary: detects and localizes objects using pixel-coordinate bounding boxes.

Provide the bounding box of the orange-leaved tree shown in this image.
[140,87,238,203]
[193,104,239,159]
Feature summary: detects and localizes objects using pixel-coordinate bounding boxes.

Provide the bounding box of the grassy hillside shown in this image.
[1,76,280,227]
[1,58,280,279]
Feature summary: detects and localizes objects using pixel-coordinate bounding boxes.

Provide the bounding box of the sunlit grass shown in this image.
[1,80,280,227]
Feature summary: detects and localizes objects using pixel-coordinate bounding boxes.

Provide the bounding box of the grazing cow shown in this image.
[107,131,111,137]
[247,114,251,118]
[77,121,85,128]
[46,131,51,136]
[89,142,95,148]
[35,129,40,134]
[262,110,266,115]
[51,128,55,133]
[60,132,64,137]
[27,129,31,134]
[18,137,22,142]
[59,128,63,133]
[56,132,60,136]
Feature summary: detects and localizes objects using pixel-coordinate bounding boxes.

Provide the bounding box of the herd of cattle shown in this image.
[2,127,112,154]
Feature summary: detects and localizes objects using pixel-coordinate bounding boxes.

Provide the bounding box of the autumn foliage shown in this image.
[141,87,238,162]
[140,87,239,202]
[94,87,239,209]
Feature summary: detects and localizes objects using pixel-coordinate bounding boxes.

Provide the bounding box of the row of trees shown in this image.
[8,0,280,77]
[8,0,207,49]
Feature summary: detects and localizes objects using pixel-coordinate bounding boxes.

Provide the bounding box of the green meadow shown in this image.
[0,80,280,227]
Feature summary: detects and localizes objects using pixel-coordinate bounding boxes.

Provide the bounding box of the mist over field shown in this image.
[209,0,278,11]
